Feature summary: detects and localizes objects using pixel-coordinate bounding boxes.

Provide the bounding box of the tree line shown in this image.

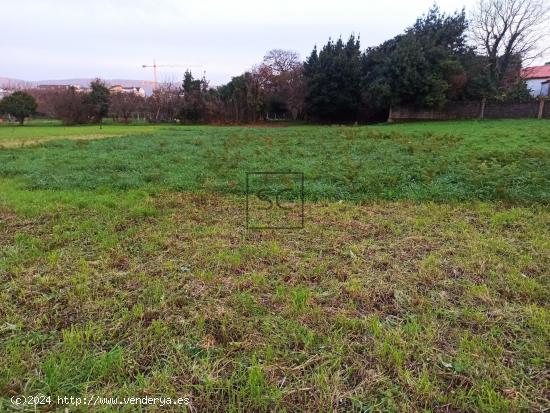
[2,0,547,125]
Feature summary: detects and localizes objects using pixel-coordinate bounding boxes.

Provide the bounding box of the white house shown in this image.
[109,85,146,97]
[0,88,13,100]
[521,63,550,97]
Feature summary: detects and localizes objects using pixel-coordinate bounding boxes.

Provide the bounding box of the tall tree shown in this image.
[217,72,263,123]
[304,35,362,121]
[362,6,470,109]
[470,0,550,94]
[256,49,304,119]
[261,49,301,76]
[84,79,110,123]
[179,70,209,122]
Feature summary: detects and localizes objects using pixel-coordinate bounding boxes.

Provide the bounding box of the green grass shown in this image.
[0,120,548,203]
[0,120,548,412]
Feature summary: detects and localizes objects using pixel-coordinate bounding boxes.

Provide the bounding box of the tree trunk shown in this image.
[480,98,486,120]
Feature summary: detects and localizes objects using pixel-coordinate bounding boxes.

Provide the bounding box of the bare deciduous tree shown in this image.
[145,83,181,122]
[261,49,301,76]
[254,49,304,119]
[110,92,145,123]
[470,0,550,91]
[50,87,92,125]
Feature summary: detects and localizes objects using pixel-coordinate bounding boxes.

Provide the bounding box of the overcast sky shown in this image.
[3,0,482,85]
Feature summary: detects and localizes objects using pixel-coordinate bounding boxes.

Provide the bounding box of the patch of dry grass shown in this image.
[1,189,548,412]
[0,134,125,148]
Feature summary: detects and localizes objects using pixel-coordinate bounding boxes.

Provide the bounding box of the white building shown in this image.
[109,85,146,97]
[0,88,13,100]
[521,64,550,97]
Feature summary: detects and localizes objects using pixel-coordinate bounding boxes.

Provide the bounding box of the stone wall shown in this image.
[390,99,549,121]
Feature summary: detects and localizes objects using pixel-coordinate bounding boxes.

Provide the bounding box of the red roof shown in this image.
[521,65,550,79]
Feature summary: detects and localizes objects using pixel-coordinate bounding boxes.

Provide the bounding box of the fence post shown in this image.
[538,98,545,119]
[480,97,486,120]
[388,107,394,123]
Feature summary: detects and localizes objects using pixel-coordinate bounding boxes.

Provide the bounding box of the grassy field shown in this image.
[0,120,548,412]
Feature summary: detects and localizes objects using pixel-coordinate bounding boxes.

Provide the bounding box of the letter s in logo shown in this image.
[256,188,273,210]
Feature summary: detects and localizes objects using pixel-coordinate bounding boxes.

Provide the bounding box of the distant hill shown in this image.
[0,77,31,89]
[0,77,156,95]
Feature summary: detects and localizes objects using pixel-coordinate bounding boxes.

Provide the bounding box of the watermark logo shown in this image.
[246,172,304,230]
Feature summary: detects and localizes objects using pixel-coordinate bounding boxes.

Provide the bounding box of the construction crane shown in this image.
[142,59,202,90]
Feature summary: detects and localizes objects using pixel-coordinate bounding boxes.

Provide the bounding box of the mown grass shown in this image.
[0,120,549,412]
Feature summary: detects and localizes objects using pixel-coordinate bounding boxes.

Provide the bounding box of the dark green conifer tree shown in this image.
[85,79,110,123]
[304,35,362,122]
